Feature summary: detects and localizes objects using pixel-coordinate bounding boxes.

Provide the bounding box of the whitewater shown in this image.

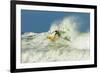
[21,17,90,63]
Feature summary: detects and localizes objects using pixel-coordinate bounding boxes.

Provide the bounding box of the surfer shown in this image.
[54,30,70,41]
[47,30,61,41]
[47,30,71,42]
[54,30,61,37]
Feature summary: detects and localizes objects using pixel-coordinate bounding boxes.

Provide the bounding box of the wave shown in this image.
[21,16,90,63]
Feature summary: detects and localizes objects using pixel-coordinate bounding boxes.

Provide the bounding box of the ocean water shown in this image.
[21,17,90,63]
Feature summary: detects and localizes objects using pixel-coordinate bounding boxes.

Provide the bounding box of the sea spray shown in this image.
[22,16,90,63]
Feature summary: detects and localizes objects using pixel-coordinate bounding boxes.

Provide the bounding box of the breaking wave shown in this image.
[21,16,90,63]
